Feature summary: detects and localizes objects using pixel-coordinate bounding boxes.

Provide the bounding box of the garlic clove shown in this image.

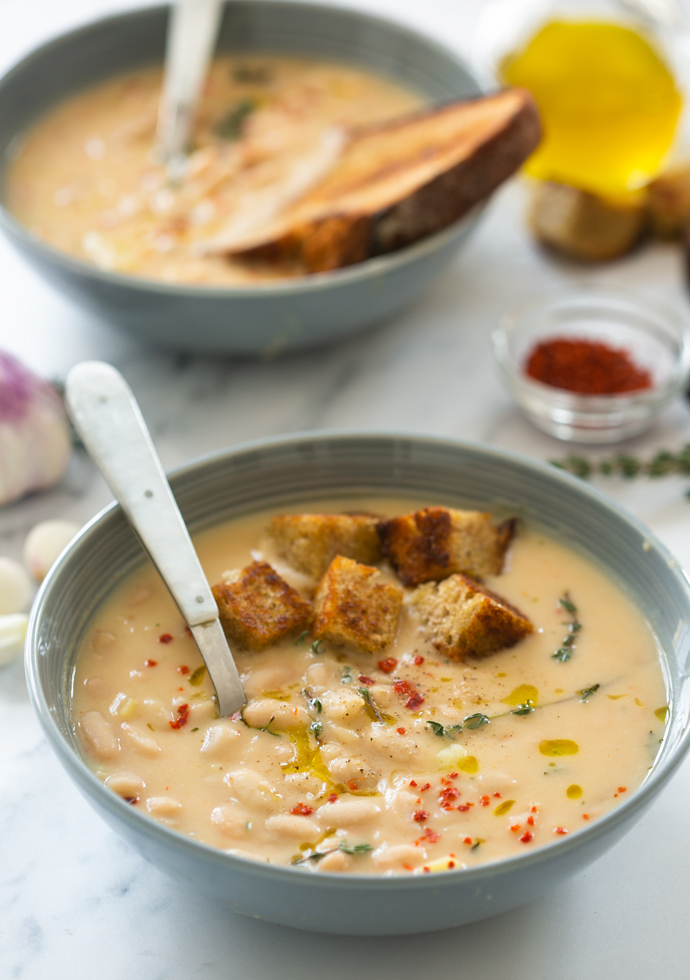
[0,612,28,667]
[23,519,81,582]
[0,556,32,614]
[0,353,72,507]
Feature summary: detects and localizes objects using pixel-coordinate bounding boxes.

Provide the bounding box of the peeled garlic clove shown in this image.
[24,519,80,582]
[0,557,32,614]
[0,353,72,507]
[0,612,28,667]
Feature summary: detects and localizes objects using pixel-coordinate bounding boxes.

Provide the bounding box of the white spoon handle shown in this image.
[157,0,224,161]
[65,361,245,717]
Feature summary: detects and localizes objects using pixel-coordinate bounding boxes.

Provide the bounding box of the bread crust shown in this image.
[267,512,381,579]
[212,561,311,651]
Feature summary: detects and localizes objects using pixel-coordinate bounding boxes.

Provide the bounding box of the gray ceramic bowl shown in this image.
[25,433,690,935]
[0,2,483,356]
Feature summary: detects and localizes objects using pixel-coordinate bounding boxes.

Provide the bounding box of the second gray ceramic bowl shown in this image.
[26,433,690,935]
[0,2,483,356]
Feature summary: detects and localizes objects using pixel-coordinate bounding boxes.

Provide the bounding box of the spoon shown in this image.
[65,361,246,717]
[156,0,224,165]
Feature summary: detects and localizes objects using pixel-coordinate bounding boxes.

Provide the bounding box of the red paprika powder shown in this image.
[525,337,652,394]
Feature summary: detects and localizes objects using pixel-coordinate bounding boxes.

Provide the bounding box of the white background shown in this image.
[3,1,690,977]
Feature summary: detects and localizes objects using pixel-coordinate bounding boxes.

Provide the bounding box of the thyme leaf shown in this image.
[579,683,600,702]
[463,713,490,729]
[188,665,206,686]
[339,842,373,855]
[295,630,309,645]
[552,592,581,662]
[426,720,463,738]
[310,721,323,738]
[215,98,256,140]
[311,640,324,655]
[512,700,535,716]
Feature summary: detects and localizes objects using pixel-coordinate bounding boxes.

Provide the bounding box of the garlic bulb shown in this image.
[24,519,81,582]
[0,556,32,614]
[0,353,72,506]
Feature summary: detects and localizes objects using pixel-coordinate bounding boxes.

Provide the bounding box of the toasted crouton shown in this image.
[647,166,690,238]
[410,573,532,661]
[267,512,381,579]
[377,507,514,587]
[212,561,311,651]
[312,556,402,654]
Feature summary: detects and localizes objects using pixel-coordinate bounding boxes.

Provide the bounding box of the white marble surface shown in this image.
[3,1,690,977]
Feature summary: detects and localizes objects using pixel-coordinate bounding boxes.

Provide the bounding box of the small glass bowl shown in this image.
[492,284,690,443]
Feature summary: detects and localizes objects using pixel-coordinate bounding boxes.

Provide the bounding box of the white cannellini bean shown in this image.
[320,689,366,723]
[316,849,352,873]
[0,613,28,667]
[121,722,161,756]
[264,814,321,841]
[146,796,183,818]
[201,720,243,759]
[241,663,295,698]
[23,519,80,582]
[105,771,145,798]
[211,805,250,839]
[80,710,119,760]
[0,557,32,614]
[327,757,378,791]
[241,698,309,731]
[316,797,381,826]
[373,844,424,871]
[223,769,277,811]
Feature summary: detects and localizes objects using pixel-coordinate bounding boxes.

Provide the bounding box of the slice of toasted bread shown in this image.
[220,88,540,272]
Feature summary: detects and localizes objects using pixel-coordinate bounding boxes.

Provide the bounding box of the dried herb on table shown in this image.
[551,445,690,499]
[552,592,581,662]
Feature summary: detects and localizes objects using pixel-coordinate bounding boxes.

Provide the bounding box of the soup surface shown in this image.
[72,498,667,876]
[6,57,421,284]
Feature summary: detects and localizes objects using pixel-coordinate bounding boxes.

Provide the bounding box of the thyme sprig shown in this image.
[426,721,464,739]
[552,592,582,662]
[551,445,690,499]
[292,841,373,865]
[579,684,600,702]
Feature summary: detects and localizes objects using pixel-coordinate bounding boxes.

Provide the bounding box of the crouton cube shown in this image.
[212,561,311,651]
[266,512,381,579]
[648,166,690,238]
[312,556,402,654]
[377,506,514,587]
[410,573,532,661]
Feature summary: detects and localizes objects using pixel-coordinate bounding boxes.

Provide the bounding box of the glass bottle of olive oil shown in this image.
[488,4,682,195]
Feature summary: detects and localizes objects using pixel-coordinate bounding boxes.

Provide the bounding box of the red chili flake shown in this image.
[327,793,338,804]
[403,863,414,871]
[291,803,313,816]
[424,828,440,843]
[347,780,360,792]
[463,837,472,845]
[184,625,192,636]
[378,657,398,673]
[439,787,460,805]
[555,827,569,835]
[413,810,429,822]
[396,727,407,735]
[123,796,139,805]
[177,665,189,674]
[358,674,374,686]
[159,633,173,644]
[457,805,471,812]
[493,792,502,798]
[524,338,652,395]
[618,786,627,793]
[527,816,535,827]
[169,703,190,729]
[394,680,414,697]
[520,831,534,844]
[448,772,458,780]
[413,655,424,666]
[582,814,590,820]
[144,659,157,667]
[409,780,418,788]
[510,824,521,833]
[420,783,431,792]
[423,867,430,873]
[480,795,490,806]
[530,805,538,813]
[230,711,241,722]
[448,861,456,869]
[405,692,425,710]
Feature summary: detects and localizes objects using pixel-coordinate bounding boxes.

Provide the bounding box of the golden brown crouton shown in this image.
[312,556,402,654]
[212,561,311,651]
[377,507,514,587]
[410,573,532,661]
[647,166,690,238]
[267,512,381,579]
